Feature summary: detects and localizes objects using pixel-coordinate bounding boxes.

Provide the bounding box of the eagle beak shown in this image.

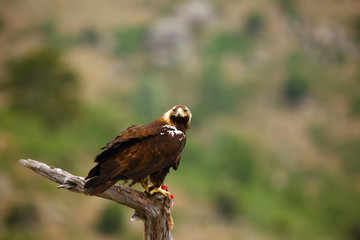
[175,108,186,118]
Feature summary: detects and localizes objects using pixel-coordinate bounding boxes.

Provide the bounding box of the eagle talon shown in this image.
[150,187,171,197]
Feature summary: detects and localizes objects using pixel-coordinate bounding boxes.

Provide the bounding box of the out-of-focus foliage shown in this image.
[244,12,265,37]
[353,17,360,45]
[96,204,125,235]
[277,0,299,19]
[39,20,75,48]
[205,31,253,58]
[3,48,80,127]
[0,14,4,33]
[197,62,238,117]
[217,134,256,184]
[351,95,360,115]
[5,202,40,229]
[349,72,360,116]
[1,0,360,240]
[283,52,313,104]
[79,26,100,46]
[114,26,147,56]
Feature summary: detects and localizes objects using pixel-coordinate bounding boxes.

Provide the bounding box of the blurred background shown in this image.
[1,0,360,239]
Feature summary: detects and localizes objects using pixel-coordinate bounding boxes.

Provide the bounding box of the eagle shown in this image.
[84,105,191,196]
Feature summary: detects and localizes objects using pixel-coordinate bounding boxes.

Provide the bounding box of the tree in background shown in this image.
[3,47,80,127]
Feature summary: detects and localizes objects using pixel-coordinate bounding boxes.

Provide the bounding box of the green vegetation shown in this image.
[39,20,75,48]
[353,17,360,45]
[277,0,299,19]
[79,26,99,46]
[3,48,80,127]
[351,95,360,115]
[5,202,39,229]
[244,12,265,37]
[216,134,256,184]
[0,14,5,33]
[1,1,360,240]
[283,51,313,104]
[339,139,360,175]
[205,30,253,58]
[349,72,360,116]
[197,62,238,117]
[114,26,148,56]
[308,123,331,149]
[178,123,360,239]
[96,204,125,235]
[132,73,169,121]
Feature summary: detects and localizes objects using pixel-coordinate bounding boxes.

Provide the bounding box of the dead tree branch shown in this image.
[19,159,174,240]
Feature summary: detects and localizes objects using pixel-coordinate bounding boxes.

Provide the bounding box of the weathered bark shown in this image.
[19,159,174,240]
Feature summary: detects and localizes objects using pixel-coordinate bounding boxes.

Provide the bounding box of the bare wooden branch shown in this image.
[19,159,174,240]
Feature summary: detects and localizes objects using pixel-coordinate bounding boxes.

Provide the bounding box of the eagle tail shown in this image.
[84,176,116,196]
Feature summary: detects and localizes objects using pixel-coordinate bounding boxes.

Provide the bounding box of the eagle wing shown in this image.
[86,123,186,183]
[101,123,163,150]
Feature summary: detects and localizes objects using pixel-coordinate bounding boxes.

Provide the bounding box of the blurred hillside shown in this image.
[1,0,360,239]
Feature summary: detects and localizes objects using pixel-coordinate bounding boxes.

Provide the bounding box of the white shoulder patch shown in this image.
[162,125,184,139]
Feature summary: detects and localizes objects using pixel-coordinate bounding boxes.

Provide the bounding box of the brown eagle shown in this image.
[84,105,191,196]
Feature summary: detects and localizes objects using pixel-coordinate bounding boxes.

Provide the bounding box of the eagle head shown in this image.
[163,105,192,131]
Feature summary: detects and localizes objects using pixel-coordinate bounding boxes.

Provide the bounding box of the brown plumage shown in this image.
[84,105,191,196]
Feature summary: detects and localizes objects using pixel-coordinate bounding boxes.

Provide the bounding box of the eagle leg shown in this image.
[140,178,150,193]
[149,187,171,197]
